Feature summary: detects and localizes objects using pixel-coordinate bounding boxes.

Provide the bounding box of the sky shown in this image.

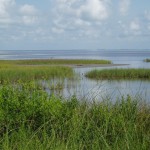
[0,0,150,50]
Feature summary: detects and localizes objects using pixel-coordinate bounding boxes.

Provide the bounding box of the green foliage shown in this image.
[0,83,149,149]
[85,68,150,80]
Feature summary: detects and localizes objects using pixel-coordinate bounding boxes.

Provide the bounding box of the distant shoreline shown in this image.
[68,64,129,68]
[19,64,129,68]
[0,58,129,68]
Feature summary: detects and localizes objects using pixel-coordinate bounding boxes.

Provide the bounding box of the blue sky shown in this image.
[0,0,150,50]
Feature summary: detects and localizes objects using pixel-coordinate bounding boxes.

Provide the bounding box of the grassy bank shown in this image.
[85,68,150,80]
[0,59,111,66]
[144,58,150,62]
[0,82,149,150]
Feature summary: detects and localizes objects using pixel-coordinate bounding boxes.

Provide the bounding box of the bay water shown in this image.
[0,49,150,102]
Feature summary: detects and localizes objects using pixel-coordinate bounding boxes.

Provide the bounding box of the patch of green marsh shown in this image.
[0,59,111,83]
[144,58,150,62]
[0,59,112,65]
[85,68,150,80]
[0,65,74,83]
[0,83,149,149]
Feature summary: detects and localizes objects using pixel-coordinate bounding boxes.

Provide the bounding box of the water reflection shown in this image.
[38,70,150,102]
[32,49,150,102]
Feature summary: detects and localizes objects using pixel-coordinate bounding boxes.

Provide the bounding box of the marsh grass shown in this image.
[85,68,150,80]
[0,59,111,82]
[0,82,149,150]
[0,59,112,65]
[0,65,74,83]
[144,58,150,62]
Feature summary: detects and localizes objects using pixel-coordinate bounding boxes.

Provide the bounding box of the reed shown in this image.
[0,82,149,150]
[85,68,150,80]
[0,65,74,83]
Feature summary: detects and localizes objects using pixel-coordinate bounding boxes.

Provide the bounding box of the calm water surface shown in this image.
[0,49,150,102]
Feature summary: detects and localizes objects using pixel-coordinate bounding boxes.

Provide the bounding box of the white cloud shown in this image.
[0,0,15,16]
[0,17,12,24]
[117,19,143,38]
[0,0,15,23]
[22,16,39,25]
[54,0,110,24]
[78,0,109,21]
[119,0,130,15]
[52,0,110,40]
[120,20,141,37]
[52,27,64,34]
[19,4,39,25]
[19,4,38,15]
[1,0,150,49]
[75,19,91,27]
[130,20,140,31]
[0,1,39,27]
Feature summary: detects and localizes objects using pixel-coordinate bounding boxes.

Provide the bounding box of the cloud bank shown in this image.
[0,0,150,49]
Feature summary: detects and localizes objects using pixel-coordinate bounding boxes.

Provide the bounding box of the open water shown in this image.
[0,49,150,102]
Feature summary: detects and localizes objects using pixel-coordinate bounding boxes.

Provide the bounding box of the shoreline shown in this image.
[19,63,129,68]
[69,64,129,68]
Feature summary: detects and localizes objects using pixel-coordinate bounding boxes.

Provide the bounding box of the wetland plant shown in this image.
[0,82,149,150]
[85,68,150,80]
[0,65,74,83]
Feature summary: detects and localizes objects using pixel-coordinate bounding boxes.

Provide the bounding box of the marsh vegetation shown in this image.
[0,83,149,150]
[0,65,74,83]
[85,68,150,80]
[0,60,150,149]
[0,59,111,66]
[144,58,150,62]
[0,59,111,82]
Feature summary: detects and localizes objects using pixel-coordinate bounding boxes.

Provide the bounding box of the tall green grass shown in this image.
[0,59,112,82]
[0,82,149,149]
[0,65,74,83]
[85,68,150,80]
